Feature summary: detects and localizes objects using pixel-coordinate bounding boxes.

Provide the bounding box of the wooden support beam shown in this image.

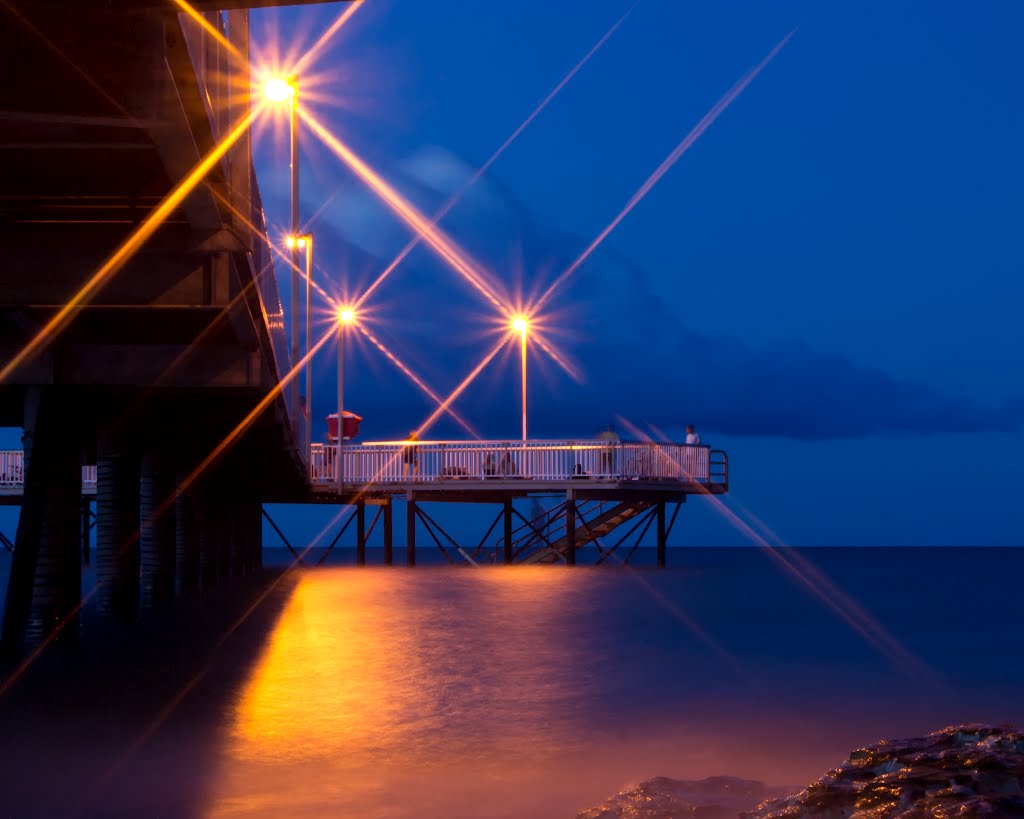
[383,499,393,565]
[503,497,513,564]
[657,500,666,568]
[81,498,91,566]
[406,497,416,567]
[356,501,366,566]
[565,492,576,566]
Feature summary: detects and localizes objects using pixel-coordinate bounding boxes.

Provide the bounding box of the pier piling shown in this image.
[140,450,176,610]
[96,433,140,619]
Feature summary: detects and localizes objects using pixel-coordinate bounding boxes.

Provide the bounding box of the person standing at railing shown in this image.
[685,424,701,445]
[597,422,620,476]
[402,431,419,478]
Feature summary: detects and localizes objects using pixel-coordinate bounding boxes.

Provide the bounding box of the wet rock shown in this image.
[575,775,789,819]
[745,724,1024,819]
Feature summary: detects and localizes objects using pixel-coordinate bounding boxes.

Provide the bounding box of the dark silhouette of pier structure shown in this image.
[0,1,728,658]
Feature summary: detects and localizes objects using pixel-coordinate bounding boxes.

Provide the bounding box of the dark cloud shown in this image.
[296,148,1022,442]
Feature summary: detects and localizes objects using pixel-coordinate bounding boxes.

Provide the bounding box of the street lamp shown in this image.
[287,234,313,463]
[263,74,301,436]
[512,316,528,441]
[336,306,356,492]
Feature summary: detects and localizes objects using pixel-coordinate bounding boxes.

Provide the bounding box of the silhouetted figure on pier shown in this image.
[597,422,620,475]
[685,424,701,445]
[403,431,419,478]
[499,450,517,476]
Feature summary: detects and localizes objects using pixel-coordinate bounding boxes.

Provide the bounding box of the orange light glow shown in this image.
[338,307,355,324]
[172,0,244,65]
[208,187,334,305]
[0,107,260,385]
[263,76,296,103]
[512,316,528,333]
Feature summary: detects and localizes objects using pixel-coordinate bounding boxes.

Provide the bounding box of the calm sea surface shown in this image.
[1,547,1023,817]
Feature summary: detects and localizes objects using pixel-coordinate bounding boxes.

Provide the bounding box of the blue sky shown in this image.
[244,0,1024,546]
[4,1,1020,549]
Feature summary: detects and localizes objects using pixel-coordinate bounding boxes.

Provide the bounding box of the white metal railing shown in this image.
[0,451,96,492]
[309,440,714,485]
[0,442,719,494]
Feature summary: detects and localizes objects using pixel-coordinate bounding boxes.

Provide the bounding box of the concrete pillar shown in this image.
[382,499,393,566]
[503,498,513,564]
[96,433,140,619]
[2,391,43,655]
[20,390,82,647]
[197,478,222,588]
[229,493,245,577]
[656,501,667,569]
[406,497,416,567]
[565,494,576,566]
[81,499,91,566]
[175,483,199,594]
[356,502,366,566]
[218,489,233,582]
[237,481,262,574]
[140,450,176,610]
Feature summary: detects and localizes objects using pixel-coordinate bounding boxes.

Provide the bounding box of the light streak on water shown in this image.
[0,108,260,385]
[534,30,796,312]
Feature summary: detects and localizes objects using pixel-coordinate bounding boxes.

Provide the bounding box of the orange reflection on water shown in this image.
[212,568,613,817]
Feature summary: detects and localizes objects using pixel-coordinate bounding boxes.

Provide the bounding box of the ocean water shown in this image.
[1,547,1023,817]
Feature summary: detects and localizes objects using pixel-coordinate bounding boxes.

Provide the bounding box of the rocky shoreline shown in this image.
[578,724,1024,818]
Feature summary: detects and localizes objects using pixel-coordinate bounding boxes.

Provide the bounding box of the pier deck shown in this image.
[0,439,728,504]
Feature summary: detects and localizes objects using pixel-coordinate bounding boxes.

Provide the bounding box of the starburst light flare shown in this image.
[300,110,511,315]
[534,29,796,312]
[354,323,479,437]
[355,3,638,309]
[293,0,365,77]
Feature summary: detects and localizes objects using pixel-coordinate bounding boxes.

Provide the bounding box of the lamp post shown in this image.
[287,233,313,463]
[337,307,355,493]
[512,316,528,441]
[263,75,301,434]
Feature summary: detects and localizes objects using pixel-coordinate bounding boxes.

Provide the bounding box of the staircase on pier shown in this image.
[506,498,653,564]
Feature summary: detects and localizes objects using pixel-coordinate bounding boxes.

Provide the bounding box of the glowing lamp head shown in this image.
[338,307,355,325]
[512,316,528,333]
[263,77,296,103]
